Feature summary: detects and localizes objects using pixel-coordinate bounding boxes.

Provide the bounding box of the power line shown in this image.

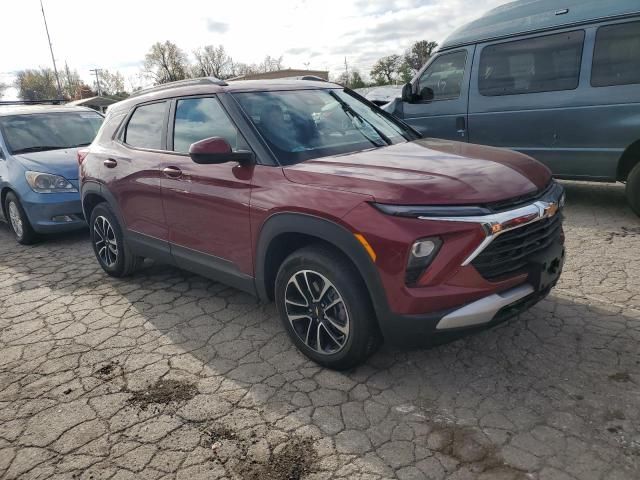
[40,0,62,99]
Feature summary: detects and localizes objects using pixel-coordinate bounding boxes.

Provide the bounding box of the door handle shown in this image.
[103,158,118,168]
[456,116,466,135]
[163,166,183,179]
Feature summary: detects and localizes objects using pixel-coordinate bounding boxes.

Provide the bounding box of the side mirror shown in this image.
[189,137,253,165]
[419,87,435,102]
[401,83,414,103]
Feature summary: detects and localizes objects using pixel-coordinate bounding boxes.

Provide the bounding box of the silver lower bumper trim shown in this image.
[436,283,535,330]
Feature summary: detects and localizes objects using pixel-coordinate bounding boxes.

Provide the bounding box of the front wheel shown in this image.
[4,192,37,245]
[89,203,141,277]
[275,245,380,370]
[626,162,640,217]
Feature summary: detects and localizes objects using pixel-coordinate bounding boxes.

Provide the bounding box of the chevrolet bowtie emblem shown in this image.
[544,203,559,218]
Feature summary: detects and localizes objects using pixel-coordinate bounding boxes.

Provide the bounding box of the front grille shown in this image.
[471,213,563,280]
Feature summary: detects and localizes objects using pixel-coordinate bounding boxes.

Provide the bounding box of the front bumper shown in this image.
[21,194,86,234]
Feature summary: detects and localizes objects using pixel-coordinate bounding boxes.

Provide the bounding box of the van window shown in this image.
[173,97,242,153]
[124,102,167,149]
[592,21,640,87]
[416,50,467,101]
[479,30,584,96]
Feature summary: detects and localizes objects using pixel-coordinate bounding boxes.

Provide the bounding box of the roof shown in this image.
[228,68,329,81]
[441,0,640,50]
[110,78,341,113]
[67,96,118,108]
[0,104,99,117]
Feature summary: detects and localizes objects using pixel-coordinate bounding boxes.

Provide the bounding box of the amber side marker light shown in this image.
[354,233,376,262]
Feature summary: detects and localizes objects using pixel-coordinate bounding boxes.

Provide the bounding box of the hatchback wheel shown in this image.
[90,203,141,277]
[4,192,37,245]
[275,245,380,370]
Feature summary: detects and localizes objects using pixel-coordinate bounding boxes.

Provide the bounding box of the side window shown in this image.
[124,102,167,149]
[173,97,242,153]
[592,21,640,87]
[479,30,584,96]
[417,50,467,101]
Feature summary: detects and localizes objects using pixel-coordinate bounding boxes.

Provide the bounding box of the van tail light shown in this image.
[77,148,89,165]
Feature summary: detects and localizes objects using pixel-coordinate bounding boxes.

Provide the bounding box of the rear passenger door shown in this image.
[160,95,254,289]
[400,47,473,141]
[468,30,585,174]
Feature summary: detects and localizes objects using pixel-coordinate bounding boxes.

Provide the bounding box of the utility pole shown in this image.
[90,68,102,96]
[303,62,310,70]
[344,57,349,86]
[40,0,63,99]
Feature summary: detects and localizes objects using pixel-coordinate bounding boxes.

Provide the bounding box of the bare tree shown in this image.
[96,69,126,96]
[193,45,232,79]
[370,55,402,85]
[0,82,7,99]
[258,55,284,73]
[143,41,190,84]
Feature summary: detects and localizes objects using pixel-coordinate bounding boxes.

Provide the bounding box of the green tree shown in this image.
[144,41,190,84]
[370,55,401,85]
[14,68,59,100]
[404,40,438,73]
[95,69,126,97]
[398,61,414,84]
[193,45,233,79]
[336,69,366,89]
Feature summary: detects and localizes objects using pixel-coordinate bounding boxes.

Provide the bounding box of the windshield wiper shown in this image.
[12,145,66,154]
[328,91,392,147]
[68,142,91,148]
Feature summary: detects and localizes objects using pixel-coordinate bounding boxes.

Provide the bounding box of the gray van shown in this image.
[385,0,640,214]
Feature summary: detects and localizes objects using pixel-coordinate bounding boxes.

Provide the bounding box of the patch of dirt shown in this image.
[95,362,117,377]
[128,379,197,409]
[609,372,632,383]
[236,436,317,480]
[202,423,238,443]
[605,227,640,241]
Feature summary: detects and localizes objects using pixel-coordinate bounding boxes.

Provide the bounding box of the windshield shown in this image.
[0,112,103,155]
[233,88,417,165]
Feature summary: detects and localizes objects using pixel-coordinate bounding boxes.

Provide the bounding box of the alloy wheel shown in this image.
[8,201,23,238]
[284,270,350,355]
[94,216,118,267]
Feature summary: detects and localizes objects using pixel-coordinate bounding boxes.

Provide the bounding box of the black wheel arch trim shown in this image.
[81,182,127,228]
[255,212,392,324]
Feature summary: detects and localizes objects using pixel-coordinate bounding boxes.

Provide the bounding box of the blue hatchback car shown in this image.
[0,105,103,244]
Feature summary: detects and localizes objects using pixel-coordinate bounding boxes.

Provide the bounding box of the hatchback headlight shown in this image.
[406,237,442,286]
[25,171,77,193]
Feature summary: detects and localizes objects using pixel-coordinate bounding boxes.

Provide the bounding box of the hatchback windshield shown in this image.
[0,112,103,155]
[233,89,417,165]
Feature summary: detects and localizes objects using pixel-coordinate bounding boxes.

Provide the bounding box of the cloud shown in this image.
[205,19,229,33]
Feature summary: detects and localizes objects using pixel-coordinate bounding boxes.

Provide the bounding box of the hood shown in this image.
[13,148,80,180]
[283,139,551,205]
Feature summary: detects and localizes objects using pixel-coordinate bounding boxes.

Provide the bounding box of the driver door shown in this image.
[401,46,474,141]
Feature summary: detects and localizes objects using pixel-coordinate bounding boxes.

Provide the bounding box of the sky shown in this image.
[0,0,508,99]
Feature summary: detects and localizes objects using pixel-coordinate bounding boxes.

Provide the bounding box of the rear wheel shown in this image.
[90,203,141,277]
[4,192,37,245]
[275,245,380,370]
[626,162,640,216]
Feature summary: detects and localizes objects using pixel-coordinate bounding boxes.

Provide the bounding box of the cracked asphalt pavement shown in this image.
[1,181,639,480]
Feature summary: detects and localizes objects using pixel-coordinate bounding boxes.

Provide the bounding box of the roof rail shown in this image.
[130,77,228,98]
[0,99,64,106]
[299,75,327,82]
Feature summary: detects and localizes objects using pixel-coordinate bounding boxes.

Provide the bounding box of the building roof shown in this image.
[441,0,640,50]
[67,96,118,108]
[0,104,98,117]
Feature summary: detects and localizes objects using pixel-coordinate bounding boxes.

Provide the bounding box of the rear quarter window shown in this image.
[592,21,640,87]
[124,102,167,150]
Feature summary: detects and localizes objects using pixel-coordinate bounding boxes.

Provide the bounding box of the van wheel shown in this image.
[626,162,640,216]
[90,203,141,277]
[275,245,381,370]
[5,192,38,245]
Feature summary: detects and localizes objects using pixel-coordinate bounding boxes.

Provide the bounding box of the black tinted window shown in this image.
[479,30,584,96]
[592,21,640,87]
[125,102,167,149]
[417,51,467,101]
[173,97,241,153]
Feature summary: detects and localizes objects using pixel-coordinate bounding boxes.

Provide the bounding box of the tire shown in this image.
[626,162,640,217]
[275,245,381,370]
[4,192,38,245]
[89,202,141,277]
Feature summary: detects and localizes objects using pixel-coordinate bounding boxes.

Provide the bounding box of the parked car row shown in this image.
[386,0,640,214]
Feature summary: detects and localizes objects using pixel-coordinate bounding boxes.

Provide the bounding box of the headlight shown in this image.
[25,171,77,193]
[406,237,442,286]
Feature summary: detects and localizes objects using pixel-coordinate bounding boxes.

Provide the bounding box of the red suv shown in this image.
[80,78,565,369]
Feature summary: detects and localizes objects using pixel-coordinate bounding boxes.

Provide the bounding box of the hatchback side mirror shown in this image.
[189,137,253,165]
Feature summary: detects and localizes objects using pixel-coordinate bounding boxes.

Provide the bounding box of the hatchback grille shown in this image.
[471,214,563,280]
